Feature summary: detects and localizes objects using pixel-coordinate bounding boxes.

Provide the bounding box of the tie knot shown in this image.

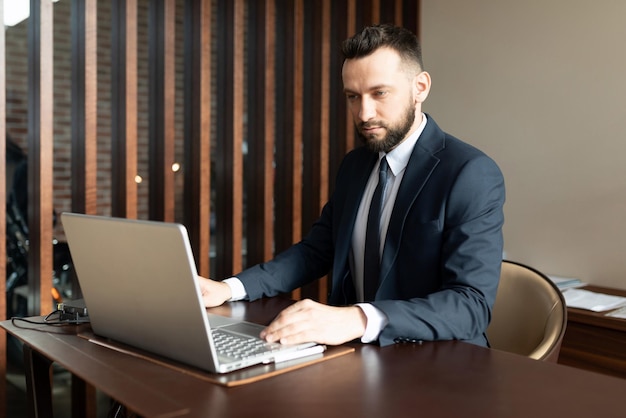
[379,157,389,175]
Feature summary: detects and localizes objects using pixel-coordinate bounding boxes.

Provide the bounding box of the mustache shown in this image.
[359,121,386,129]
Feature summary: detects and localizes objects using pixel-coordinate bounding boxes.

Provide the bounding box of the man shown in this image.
[200,24,505,348]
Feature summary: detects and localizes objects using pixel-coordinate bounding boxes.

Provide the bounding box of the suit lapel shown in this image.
[379,118,444,287]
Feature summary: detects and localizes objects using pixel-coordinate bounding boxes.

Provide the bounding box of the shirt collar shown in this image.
[380,113,428,176]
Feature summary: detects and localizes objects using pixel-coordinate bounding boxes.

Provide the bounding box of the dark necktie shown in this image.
[363,157,389,302]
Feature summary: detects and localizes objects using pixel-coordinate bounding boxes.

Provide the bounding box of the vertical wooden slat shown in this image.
[329,0,357,196]
[395,0,403,25]
[148,0,176,222]
[371,0,381,23]
[380,0,391,23]
[289,0,304,300]
[245,0,275,267]
[184,0,211,277]
[214,0,244,278]
[300,0,331,302]
[401,0,420,37]
[27,0,54,316]
[300,1,314,296]
[345,0,356,152]
[0,3,6,416]
[354,0,374,31]
[231,0,244,276]
[380,0,400,25]
[71,0,98,215]
[273,0,293,263]
[292,0,303,249]
[111,0,138,219]
[317,0,331,302]
[263,0,276,263]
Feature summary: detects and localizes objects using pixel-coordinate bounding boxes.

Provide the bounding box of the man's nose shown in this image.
[358,97,376,122]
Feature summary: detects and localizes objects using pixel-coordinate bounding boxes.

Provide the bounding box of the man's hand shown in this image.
[260,299,367,346]
[197,276,232,307]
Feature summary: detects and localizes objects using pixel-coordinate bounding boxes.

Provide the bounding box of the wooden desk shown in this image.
[4,297,626,418]
[559,285,626,378]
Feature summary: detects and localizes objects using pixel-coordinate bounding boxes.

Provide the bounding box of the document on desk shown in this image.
[606,306,626,319]
[548,275,585,290]
[563,288,626,312]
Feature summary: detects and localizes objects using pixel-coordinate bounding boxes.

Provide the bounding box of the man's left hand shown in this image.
[260,299,367,346]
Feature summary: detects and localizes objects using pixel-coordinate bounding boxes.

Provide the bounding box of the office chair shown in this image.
[486,260,567,362]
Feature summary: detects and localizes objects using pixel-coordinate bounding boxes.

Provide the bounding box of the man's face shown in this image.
[342,47,429,153]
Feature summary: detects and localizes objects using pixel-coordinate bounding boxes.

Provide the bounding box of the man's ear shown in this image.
[414,71,431,104]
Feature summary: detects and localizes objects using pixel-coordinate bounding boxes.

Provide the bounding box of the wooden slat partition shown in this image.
[213,0,245,278]
[244,0,276,267]
[328,0,356,188]
[403,1,421,35]
[71,0,98,216]
[148,0,176,222]
[27,0,54,317]
[70,4,100,413]
[272,0,305,299]
[110,0,138,219]
[183,0,212,278]
[299,0,331,302]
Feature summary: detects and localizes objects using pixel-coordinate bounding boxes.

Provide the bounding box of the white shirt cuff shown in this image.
[355,303,389,343]
[223,277,248,301]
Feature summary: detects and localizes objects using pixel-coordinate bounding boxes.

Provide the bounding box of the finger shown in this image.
[264,322,314,345]
[260,314,295,341]
[261,308,309,342]
[276,329,316,345]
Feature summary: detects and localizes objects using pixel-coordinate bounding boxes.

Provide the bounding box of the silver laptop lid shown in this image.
[61,213,221,372]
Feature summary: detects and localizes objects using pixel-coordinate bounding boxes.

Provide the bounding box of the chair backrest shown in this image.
[486,260,567,362]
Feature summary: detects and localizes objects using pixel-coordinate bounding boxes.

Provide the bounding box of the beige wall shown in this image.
[421,1,626,287]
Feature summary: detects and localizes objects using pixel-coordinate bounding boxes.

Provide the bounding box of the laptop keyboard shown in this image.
[212,328,283,361]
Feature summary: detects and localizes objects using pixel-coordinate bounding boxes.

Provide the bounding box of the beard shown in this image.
[357,100,417,153]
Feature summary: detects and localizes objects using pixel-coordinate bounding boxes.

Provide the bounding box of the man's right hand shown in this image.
[197,276,232,307]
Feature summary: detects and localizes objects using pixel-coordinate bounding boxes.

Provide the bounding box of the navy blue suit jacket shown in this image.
[237,115,505,347]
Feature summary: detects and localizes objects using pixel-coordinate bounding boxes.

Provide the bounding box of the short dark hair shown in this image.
[341,24,424,71]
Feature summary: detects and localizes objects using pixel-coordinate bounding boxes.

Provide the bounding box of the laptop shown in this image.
[61,212,321,374]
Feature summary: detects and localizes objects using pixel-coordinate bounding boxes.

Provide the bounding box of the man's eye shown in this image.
[346,94,358,101]
[375,91,387,97]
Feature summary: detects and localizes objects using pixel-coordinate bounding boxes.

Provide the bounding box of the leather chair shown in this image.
[486,260,567,362]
